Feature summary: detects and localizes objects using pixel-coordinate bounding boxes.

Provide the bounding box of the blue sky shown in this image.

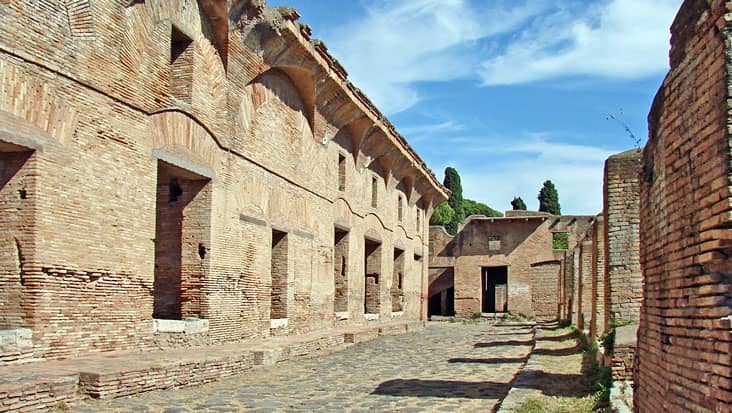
[267,0,682,214]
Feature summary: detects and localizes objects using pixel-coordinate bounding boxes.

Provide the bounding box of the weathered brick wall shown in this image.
[604,149,642,325]
[429,214,594,318]
[636,0,732,411]
[578,239,594,332]
[591,215,606,337]
[0,151,35,331]
[0,1,446,361]
[530,262,561,318]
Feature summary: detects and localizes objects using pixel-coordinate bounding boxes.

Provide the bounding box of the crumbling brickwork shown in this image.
[0,0,447,363]
[603,149,642,325]
[591,215,606,337]
[428,213,594,318]
[530,262,561,318]
[635,0,732,411]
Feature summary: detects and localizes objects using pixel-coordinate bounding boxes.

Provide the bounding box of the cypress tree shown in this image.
[443,167,464,235]
[538,180,561,215]
[511,196,527,210]
[429,202,455,226]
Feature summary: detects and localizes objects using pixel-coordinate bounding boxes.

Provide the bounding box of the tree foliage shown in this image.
[443,167,465,235]
[464,198,503,217]
[511,196,527,210]
[538,180,561,215]
[430,202,455,227]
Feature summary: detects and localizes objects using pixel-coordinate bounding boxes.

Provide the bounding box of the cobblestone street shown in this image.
[76,321,588,413]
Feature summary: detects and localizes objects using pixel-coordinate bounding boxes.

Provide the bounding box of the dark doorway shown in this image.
[428,287,454,316]
[153,161,211,320]
[482,266,508,313]
[364,238,382,314]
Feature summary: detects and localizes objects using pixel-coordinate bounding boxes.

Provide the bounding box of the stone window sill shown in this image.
[153,318,209,334]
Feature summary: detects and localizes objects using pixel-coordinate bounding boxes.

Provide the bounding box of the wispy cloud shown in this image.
[326,0,547,114]
[399,120,465,143]
[322,0,680,114]
[432,133,620,214]
[479,0,681,85]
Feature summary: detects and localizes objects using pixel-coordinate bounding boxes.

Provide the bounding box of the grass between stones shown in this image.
[515,327,612,413]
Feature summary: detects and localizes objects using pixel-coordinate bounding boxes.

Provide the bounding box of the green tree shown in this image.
[430,202,455,227]
[464,198,503,217]
[443,167,465,235]
[511,196,527,210]
[538,180,561,215]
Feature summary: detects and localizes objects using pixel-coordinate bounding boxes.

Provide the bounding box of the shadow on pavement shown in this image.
[371,379,510,399]
[532,345,583,356]
[512,370,588,397]
[448,357,529,364]
[473,339,535,348]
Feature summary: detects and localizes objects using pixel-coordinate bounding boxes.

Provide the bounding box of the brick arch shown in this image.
[0,61,77,146]
[121,3,228,122]
[149,110,220,171]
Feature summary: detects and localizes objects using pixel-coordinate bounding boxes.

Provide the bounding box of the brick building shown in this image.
[428,211,596,319]
[0,0,447,364]
[634,0,732,410]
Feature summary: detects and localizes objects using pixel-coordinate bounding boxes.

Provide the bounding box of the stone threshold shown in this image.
[0,320,425,412]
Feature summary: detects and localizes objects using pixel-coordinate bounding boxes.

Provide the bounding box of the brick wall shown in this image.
[429,214,595,318]
[635,0,732,411]
[530,262,561,318]
[591,215,606,337]
[603,149,642,325]
[0,1,447,361]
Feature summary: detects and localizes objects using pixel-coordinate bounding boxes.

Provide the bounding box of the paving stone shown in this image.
[77,322,592,412]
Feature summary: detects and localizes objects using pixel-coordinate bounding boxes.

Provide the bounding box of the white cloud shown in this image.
[479,0,682,85]
[399,121,465,143]
[326,0,547,114]
[443,134,621,214]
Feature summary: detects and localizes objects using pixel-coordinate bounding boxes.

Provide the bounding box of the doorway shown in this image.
[482,266,508,313]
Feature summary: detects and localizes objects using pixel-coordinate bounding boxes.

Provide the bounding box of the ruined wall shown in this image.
[636,0,732,410]
[530,262,561,318]
[604,149,642,325]
[578,239,594,332]
[591,215,606,337]
[0,0,446,361]
[429,214,594,318]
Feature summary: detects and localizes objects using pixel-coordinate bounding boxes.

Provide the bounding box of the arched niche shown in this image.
[240,69,314,164]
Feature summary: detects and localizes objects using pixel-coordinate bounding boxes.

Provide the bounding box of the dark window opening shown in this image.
[270,229,289,319]
[371,176,378,208]
[338,154,346,192]
[392,248,405,312]
[398,195,403,221]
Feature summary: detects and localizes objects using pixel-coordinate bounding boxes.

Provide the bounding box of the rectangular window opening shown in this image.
[338,154,346,192]
[364,238,382,314]
[334,228,349,313]
[153,161,211,320]
[398,195,403,222]
[488,235,501,251]
[392,248,405,312]
[270,229,289,320]
[553,232,569,250]
[371,176,378,208]
[170,26,194,104]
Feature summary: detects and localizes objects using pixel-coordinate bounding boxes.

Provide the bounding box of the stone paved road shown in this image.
[77,321,581,413]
